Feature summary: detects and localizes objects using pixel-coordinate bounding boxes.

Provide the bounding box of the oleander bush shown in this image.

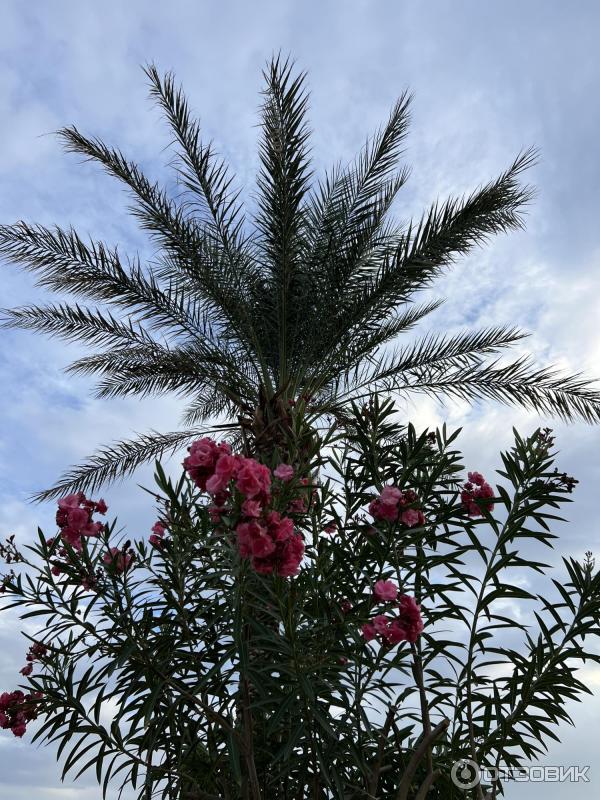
[2,398,599,800]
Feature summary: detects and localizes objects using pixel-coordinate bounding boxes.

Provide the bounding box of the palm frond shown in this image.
[416,357,600,423]
[64,341,256,404]
[303,298,445,391]
[0,222,206,340]
[0,302,165,349]
[57,127,262,355]
[296,95,411,364]
[28,427,231,503]
[143,65,276,376]
[254,54,312,381]
[332,354,600,424]
[143,63,247,254]
[179,388,240,427]
[303,92,411,277]
[319,325,528,400]
[342,148,537,330]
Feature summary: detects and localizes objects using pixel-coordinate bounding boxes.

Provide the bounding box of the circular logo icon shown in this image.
[451,758,481,790]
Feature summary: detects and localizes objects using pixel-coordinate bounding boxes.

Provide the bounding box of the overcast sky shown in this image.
[1,1,599,797]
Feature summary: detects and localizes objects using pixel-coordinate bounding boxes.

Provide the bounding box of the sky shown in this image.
[1,0,600,796]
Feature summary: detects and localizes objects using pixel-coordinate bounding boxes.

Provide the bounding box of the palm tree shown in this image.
[1,56,599,503]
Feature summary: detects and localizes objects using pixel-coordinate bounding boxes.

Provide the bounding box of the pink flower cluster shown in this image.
[184,439,272,504]
[369,486,426,527]
[48,493,108,580]
[149,520,169,551]
[49,494,136,580]
[373,579,398,602]
[183,438,305,577]
[362,594,424,645]
[461,471,495,517]
[237,512,305,577]
[103,546,134,574]
[0,690,42,738]
[19,641,47,677]
[273,463,294,482]
[54,493,107,552]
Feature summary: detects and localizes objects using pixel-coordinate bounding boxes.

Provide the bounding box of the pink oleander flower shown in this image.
[361,622,376,641]
[19,664,33,677]
[103,547,133,574]
[273,463,294,482]
[394,595,424,642]
[266,511,294,542]
[399,489,418,506]
[369,485,426,525]
[66,506,89,529]
[324,522,337,534]
[206,453,241,494]
[368,498,398,521]
[237,512,303,577]
[95,498,108,514]
[26,643,46,662]
[60,527,83,551]
[380,485,402,507]
[362,595,424,647]
[183,438,232,491]
[400,508,425,528]
[235,458,272,501]
[287,496,308,515]
[80,520,104,538]
[251,532,277,558]
[241,499,262,518]
[236,520,265,559]
[372,614,390,635]
[57,493,84,511]
[0,692,17,711]
[0,690,42,738]
[373,579,399,602]
[277,532,305,577]
[151,521,166,537]
[340,599,353,614]
[55,493,105,559]
[461,472,495,517]
[468,471,486,487]
[384,619,410,645]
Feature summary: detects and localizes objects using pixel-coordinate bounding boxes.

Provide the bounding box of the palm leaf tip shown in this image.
[27,428,208,504]
[142,62,245,248]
